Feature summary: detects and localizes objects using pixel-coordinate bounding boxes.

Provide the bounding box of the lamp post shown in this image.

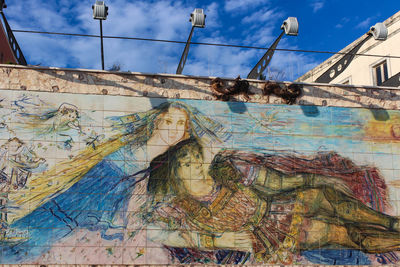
[247,17,298,80]
[92,1,108,70]
[176,8,206,74]
[315,22,388,83]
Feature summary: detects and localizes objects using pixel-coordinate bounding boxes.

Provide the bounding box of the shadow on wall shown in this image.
[300,102,320,117]
[370,107,390,121]
[302,85,393,121]
[26,68,394,120]
[227,101,248,114]
[29,69,214,109]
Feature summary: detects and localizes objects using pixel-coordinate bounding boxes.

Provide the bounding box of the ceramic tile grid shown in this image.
[1,66,400,265]
[0,87,400,266]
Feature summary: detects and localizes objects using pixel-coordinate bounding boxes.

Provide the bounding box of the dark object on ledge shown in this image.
[262,81,302,105]
[210,76,253,101]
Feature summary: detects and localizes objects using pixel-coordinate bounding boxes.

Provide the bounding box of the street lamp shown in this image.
[315,22,388,83]
[92,1,108,70]
[176,8,206,74]
[247,17,299,79]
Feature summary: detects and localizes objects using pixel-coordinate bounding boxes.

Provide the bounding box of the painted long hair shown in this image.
[147,138,203,201]
[147,138,240,203]
[108,101,231,150]
[9,101,231,223]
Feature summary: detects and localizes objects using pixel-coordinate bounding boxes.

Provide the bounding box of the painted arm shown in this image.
[211,153,315,194]
[67,120,81,131]
[148,202,252,251]
[147,224,253,252]
[253,167,310,193]
[15,147,46,169]
[251,167,351,194]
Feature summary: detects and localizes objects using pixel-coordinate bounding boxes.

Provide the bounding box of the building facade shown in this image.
[0,20,17,64]
[297,10,400,87]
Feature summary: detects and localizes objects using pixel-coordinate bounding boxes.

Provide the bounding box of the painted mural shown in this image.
[1,89,400,265]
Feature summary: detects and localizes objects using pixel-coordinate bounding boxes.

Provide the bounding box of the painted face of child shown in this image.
[158,107,189,146]
[7,139,23,154]
[64,110,78,122]
[176,148,206,192]
[392,124,400,139]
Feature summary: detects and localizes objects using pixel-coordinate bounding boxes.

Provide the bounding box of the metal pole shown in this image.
[247,31,284,79]
[100,19,104,70]
[176,26,195,74]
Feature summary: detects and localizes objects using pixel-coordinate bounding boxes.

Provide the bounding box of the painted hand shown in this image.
[214,231,253,252]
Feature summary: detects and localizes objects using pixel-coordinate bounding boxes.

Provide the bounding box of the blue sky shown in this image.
[2,0,399,80]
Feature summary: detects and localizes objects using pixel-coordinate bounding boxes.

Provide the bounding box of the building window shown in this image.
[338,76,351,85]
[373,60,389,86]
[340,78,351,85]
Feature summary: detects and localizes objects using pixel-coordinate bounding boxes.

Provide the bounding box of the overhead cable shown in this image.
[12,29,400,59]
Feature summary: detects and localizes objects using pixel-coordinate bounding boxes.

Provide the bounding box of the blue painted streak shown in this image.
[1,158,137,263]
[302,249,371,265]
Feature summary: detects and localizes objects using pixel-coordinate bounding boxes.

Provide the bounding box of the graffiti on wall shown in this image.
[1,90,400,264]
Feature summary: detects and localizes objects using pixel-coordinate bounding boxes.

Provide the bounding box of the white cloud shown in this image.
[269,51,320,81]
[3,0,320,80]
[204,2,220,28]
[356,17,373,29]
[240,7,285,47]
[182,34,321,81]
[335,17,350,29]
[242,8,283,24]
[184,36,259,77]
[7,0,195,70]
[224,0,270,12]
[310,1,324,13]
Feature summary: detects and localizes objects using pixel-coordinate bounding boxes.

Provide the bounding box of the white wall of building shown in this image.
[298,10,400,87]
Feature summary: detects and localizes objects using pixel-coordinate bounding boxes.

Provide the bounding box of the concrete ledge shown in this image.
[1,64,399,110]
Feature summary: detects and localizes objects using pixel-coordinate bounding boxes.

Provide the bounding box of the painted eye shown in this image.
[165,119,172,125]
[184,163,190,167]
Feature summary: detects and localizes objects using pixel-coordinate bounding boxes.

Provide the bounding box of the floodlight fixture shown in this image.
[315,21,388,83]
[281,17,298,36]
[92,1,108,20]
[92,1,108,70]
[247,17,298,80]
[369,22,388,40]
[176,8,206,74]
[190,8,206,28]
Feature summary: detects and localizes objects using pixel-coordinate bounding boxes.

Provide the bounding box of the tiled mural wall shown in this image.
[1,66,400,265]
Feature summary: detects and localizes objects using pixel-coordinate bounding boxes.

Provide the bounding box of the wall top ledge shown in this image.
[1,64,399,90]
[1,64,399,110]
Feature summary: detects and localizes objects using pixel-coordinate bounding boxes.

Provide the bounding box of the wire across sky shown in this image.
[12,29,400,60]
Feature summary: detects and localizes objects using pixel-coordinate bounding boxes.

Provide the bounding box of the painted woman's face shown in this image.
[158,107,189,146]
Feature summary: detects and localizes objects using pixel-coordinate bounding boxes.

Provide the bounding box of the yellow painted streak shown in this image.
[7,134,129,224]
